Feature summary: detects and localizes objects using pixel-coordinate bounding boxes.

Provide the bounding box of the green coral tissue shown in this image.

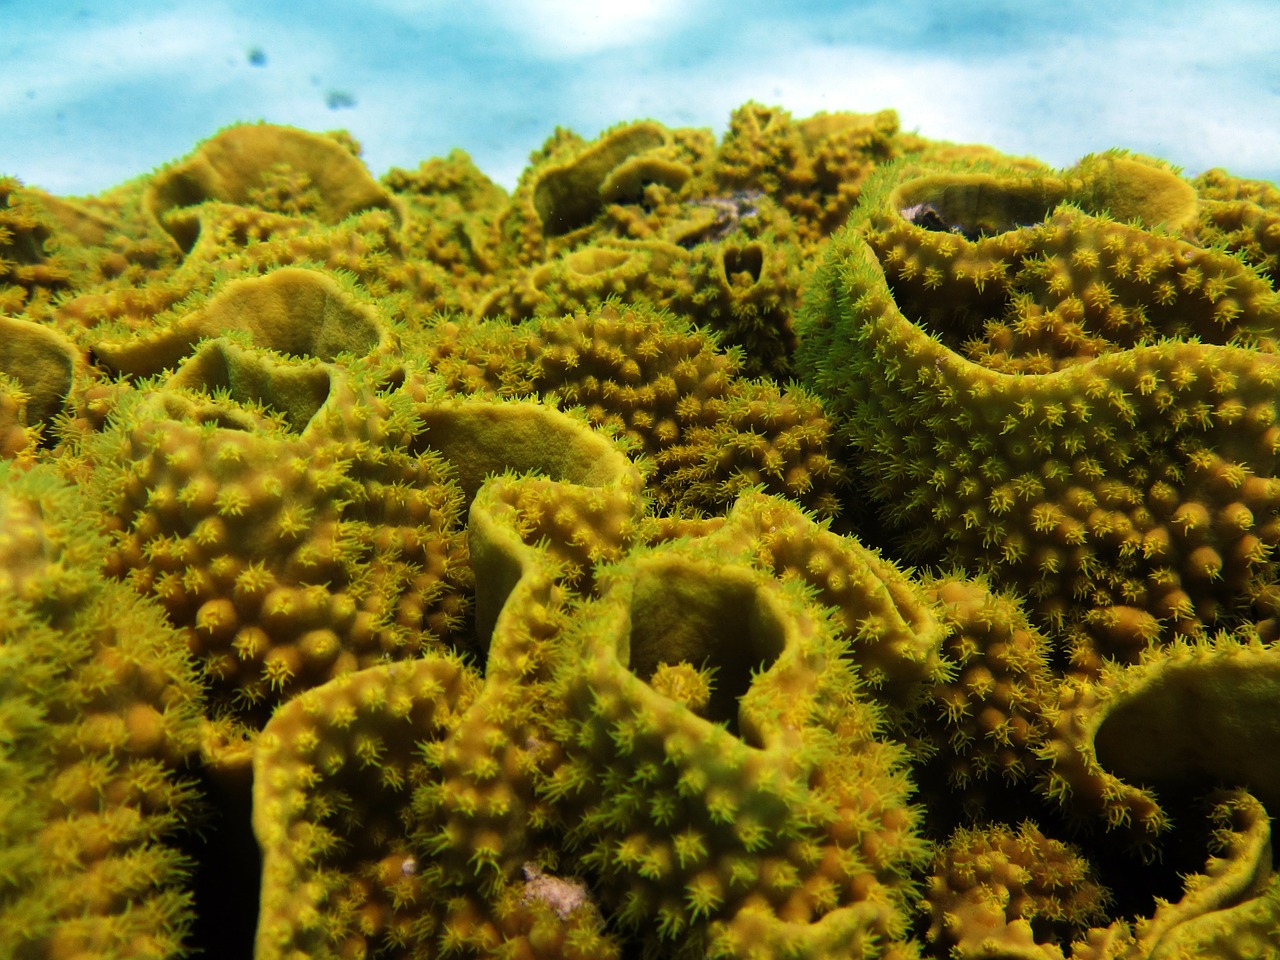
[2,105,1280,958]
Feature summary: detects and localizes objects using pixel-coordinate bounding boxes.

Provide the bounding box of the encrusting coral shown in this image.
[907,576,1061,822]
[924,820,1112,956]
[415,300,851,519]
[2,103,1280,958]
[82,341,471,740]
[1192,167,1280,286]
[0,463,205,959]
[796,151,1280,671]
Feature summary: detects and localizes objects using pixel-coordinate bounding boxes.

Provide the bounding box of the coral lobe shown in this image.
[2,109,1280,959]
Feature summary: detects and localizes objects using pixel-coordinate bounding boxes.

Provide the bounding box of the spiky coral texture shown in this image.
[85,343,469,729]
[0,463,204,960]
[417,300,850,519]
[926,820,1111,954]
[528,491,938,959]
[3,105,1280,959]
[797,153,1280,669]
[253,655,482,960]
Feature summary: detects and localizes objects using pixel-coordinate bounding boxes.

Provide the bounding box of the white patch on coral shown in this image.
[521,862,591,919]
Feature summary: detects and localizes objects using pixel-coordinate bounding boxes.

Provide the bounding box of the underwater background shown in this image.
[2,0,1278,194]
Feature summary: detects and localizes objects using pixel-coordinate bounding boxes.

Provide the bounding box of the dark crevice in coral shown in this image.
[1030,782,1211,924]
[722,242,764,285]
[878,270,994,356]
[179,767,261,960]
[908,754,1249,937]
[896,177,1058,239]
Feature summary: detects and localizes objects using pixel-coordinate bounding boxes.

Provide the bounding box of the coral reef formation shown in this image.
[415,300,850,519]
[924,820,1111,955]
[0,463,204,959]
[253,654,482,960]
[3,105,1279,958]
[796,153,1280,671]
[908,576,1061,821]
[83,341,471,740]
[537,495,932,959]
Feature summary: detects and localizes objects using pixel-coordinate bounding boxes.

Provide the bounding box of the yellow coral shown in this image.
[253,655,482,960]
[926,820,1111,956]
[0,464,204,960]
[86,343,470,728]
[4,101,1280,959]
[418,301,851,519]
[797,153,1280,667]
[144,123,401,235]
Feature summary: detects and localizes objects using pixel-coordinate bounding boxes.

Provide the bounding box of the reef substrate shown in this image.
[3,103,1280,959]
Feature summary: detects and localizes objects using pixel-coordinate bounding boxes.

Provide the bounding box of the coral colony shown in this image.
[2,102,1280,959]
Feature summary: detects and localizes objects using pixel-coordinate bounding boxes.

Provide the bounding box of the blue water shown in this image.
[1,0,1277,196]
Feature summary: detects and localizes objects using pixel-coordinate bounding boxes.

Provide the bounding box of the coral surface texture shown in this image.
[2,106,1280,959]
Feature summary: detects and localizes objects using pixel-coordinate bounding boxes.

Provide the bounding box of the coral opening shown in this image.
[626,562,785,742]
[894,174,1061,239]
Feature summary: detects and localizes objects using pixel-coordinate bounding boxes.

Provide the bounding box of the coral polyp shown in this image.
[2,107,1279,958]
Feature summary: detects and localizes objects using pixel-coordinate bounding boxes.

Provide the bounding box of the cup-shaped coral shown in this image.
[1039,634,1280,850]
[144,123,401,245]
[91,266,396,379]
[0,314,85,436]
[797,153,1280,668]
[405,435,936,959]
[1071,788,1277,960]
[495,119,699,263]
[539,510,930,959]
[404,435,643,957]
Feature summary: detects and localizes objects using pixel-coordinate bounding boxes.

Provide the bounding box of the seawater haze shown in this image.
[1,0,1277,195]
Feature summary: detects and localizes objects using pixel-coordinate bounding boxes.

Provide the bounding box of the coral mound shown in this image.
[797,152,1280,670]
[0,463,204,959]
[2,106,1279,958]
[541,499,930,959]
